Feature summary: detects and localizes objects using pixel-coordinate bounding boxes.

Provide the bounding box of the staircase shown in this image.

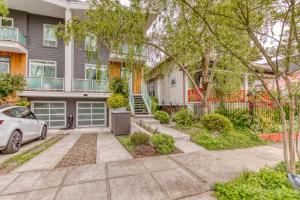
[133,95,149,115]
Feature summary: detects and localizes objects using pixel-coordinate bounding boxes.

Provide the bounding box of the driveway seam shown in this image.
[0,173,22,194]
[53,167,72,200]
[105,163,111,200]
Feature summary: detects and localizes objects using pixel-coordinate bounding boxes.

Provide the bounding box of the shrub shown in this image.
[150,134,175,154]
[0,73,25,98]
[107,93,128,109]
[129,132,150,147]
[213,167,300,200]
[154,111,170,124]
[201,114,233,133]
[174,108,194,128]
[134,145,157,157]
[151,96,159,113]
[109,77,129,96]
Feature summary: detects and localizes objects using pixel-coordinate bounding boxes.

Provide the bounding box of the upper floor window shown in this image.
[29,60,56,78]
[43,24,57,47]
[85,64,107,81]
[170,76,177,86]
[0,57,10,73]
[0,17,13,28]
[85,35,97,51]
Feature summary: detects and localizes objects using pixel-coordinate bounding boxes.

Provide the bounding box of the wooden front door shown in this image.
[132,68,142,94]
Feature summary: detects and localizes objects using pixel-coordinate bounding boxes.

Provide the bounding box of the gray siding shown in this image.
[28,97,109,128]
[9,9,28,37]
[27,14,65,78]
[73,41,110,79]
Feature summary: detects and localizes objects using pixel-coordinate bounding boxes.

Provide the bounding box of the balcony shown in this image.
[109,44,147,62]
[72,79,108,92]
[25,77,64,91]
[0,27,27,53]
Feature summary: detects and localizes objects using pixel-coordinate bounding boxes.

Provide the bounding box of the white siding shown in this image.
[158,65,185,106]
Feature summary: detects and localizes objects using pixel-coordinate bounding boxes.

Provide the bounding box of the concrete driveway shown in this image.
[0,144,283,200]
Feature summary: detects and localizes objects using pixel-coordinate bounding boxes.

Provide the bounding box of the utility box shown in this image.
[111,110,131,135]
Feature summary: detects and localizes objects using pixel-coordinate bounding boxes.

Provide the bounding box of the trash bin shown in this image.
[111,110,131,135]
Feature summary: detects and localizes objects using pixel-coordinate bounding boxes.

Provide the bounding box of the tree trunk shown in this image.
[201,50,210,116]
[296,111,300,161]
[289,95,296,173]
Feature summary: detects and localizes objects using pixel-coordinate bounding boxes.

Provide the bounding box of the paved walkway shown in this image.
[0,144,283,200]
[13,134,81,173]
[96,132,133,163]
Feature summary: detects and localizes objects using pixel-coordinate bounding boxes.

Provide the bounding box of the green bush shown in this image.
[107,93,128,109]
[174,108,194,128]
[201,114,233,133]
[109,77,129,96]
[16,100,30,107]
[151,96,159,113]
[214,166,300,200]
[0,73,25,98]
[150,134,175,154]
[154,111,170,124]
[129,132,150,147]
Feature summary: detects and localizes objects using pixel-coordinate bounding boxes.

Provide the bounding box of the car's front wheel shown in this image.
[40,125,47,140]
[2,130,22,154]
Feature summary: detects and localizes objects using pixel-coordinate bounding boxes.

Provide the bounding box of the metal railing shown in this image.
[0,27,26,46]
[141,82,151,114]
[72,79,108,92]
[25,77,64,91]
[128,74,135,114]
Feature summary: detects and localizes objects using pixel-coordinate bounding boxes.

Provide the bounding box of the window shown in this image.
[85,64,108,81]
[0,57,10,73]
[85,35,97,51]
[170,76,177,86]
[121,65,127,78]
[0,17,13,27]
[43,24,57,47]
[29,60,56,78]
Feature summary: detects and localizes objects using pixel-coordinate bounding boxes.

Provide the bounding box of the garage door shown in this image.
[31,101,66,128]
[77,102,106,127]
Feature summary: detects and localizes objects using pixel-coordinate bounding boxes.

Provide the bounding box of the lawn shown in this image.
[214,162,300,200]
[0,134,66,174]
[179,125,266,150]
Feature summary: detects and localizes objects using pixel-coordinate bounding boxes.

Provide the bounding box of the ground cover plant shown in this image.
[117,132,179,158]
[214,162,300,200]
[0,134,65,175]
[174,108,194,128]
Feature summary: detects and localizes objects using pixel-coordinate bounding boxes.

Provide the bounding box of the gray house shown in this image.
[1,0,152,129]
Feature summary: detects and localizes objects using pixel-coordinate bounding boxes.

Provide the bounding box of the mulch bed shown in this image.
[131,146,182,159]
[56,134,97,168]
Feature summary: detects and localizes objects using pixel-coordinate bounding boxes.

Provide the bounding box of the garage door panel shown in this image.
[77,101,106,127]
[32,102,66,128]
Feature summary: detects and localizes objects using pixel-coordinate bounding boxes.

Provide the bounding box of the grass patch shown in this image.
[180,124,266,150]
[214,162,300,200]
[0,134,66,174]
[116,135,135,153]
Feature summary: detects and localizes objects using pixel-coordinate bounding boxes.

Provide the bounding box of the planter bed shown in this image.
[116,135,182,158]
[259,133,298,143]
[56,133,97,168]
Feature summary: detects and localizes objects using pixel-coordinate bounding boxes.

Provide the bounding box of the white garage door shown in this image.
[31,101,66,128]
[77,102,106,127]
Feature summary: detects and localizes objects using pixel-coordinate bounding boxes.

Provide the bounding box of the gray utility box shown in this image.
[111,110,131,135]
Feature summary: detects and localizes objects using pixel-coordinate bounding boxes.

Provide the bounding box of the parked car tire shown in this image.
[40,125,47,140]
[2,130,22,154]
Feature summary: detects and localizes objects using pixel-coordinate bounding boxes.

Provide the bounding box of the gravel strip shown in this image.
[56,134,97,168]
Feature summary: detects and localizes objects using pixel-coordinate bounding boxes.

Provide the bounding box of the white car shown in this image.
[0,105,47,154]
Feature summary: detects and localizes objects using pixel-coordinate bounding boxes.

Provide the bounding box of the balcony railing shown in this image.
[111,44,147,57]
[0,27,26,46]
[25,77,64,91]
[72,79,108,92]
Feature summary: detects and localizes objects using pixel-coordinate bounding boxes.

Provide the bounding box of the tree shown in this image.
[0,0,8,16]
[176,0,300,173]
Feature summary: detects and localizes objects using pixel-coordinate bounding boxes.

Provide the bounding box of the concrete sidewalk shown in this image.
[0,144,283,200]
[96,132,133,163]
[13,134,81,173]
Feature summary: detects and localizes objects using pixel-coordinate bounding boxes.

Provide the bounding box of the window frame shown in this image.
[170,76,177,87]
[29,59,57,78]
[0,17,14,28]
[85,34,97,52]
[84,64,108,81]
[0,61,10,73]
[43,24,58,47]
